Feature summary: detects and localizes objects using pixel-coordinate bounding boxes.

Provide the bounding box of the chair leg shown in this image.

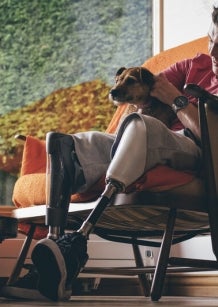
[7,224,36,285]
[132,242,151,296]
[150,208,177,301]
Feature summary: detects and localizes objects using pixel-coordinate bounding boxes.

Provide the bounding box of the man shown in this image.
[2,5,218,302]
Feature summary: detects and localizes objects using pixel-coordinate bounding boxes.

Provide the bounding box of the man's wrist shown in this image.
[172,96,189,114]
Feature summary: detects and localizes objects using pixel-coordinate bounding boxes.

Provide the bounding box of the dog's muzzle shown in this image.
[109,89,120,100]
[109,88,132,104]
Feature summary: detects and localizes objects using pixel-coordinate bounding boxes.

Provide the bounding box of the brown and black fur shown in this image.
[109,66,176,128]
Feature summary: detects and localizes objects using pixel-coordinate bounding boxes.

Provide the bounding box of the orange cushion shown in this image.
[142,36,208,74]
[20,136,46,176]
[13,165,194,208]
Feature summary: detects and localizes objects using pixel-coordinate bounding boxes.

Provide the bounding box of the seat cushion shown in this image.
[13,163,195,208]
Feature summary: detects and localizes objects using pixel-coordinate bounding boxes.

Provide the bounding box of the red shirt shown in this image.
[163,53,218,130]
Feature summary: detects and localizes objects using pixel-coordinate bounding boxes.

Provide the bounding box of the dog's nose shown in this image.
[109,89,119,99]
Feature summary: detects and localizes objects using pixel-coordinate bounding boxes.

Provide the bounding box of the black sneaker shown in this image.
[31,232,89,301]
[0,265,48,300]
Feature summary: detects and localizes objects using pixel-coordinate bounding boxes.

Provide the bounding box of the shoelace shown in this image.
[56,232,88,266]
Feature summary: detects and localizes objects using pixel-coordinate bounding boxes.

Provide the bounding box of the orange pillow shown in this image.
[20,135,46,176]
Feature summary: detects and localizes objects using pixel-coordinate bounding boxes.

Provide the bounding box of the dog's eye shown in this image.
[126,77,137,85]
[115,76,123,83]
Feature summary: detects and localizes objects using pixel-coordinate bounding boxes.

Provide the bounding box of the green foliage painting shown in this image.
[0,0,152,205]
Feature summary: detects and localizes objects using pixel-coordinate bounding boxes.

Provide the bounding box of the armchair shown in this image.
[4,36,218,301]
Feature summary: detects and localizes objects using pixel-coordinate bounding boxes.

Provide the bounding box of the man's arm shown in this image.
[150,73,200,139]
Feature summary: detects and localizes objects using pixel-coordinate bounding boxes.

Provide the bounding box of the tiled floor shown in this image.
[1,296,218,307]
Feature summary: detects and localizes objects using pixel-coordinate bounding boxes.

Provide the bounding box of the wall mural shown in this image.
[0,0,152,205]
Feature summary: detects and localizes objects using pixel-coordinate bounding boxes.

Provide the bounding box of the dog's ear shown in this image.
[116,67,126,76]
[140,67,155,88]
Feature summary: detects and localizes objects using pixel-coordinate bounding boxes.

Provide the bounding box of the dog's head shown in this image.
[109,66,177,128]
[109,66,155,107]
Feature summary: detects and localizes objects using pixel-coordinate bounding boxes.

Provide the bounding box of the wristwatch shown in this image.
[172,96,189,114]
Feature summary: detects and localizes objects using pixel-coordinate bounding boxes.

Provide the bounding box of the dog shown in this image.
[109,66,176,128]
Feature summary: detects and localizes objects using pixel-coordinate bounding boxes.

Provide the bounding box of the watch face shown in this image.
[172,96,189,114]
[174,96,188,107]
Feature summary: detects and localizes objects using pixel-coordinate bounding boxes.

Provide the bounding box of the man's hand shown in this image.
[150,73,182,106]
[151,74,200,138]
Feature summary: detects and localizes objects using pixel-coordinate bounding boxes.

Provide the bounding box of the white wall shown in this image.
[161,0,214,50]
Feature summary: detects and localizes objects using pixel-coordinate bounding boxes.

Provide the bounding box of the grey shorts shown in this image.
[72,113,201,192]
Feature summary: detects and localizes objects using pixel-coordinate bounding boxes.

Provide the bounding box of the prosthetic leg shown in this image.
[46,114,148,239]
